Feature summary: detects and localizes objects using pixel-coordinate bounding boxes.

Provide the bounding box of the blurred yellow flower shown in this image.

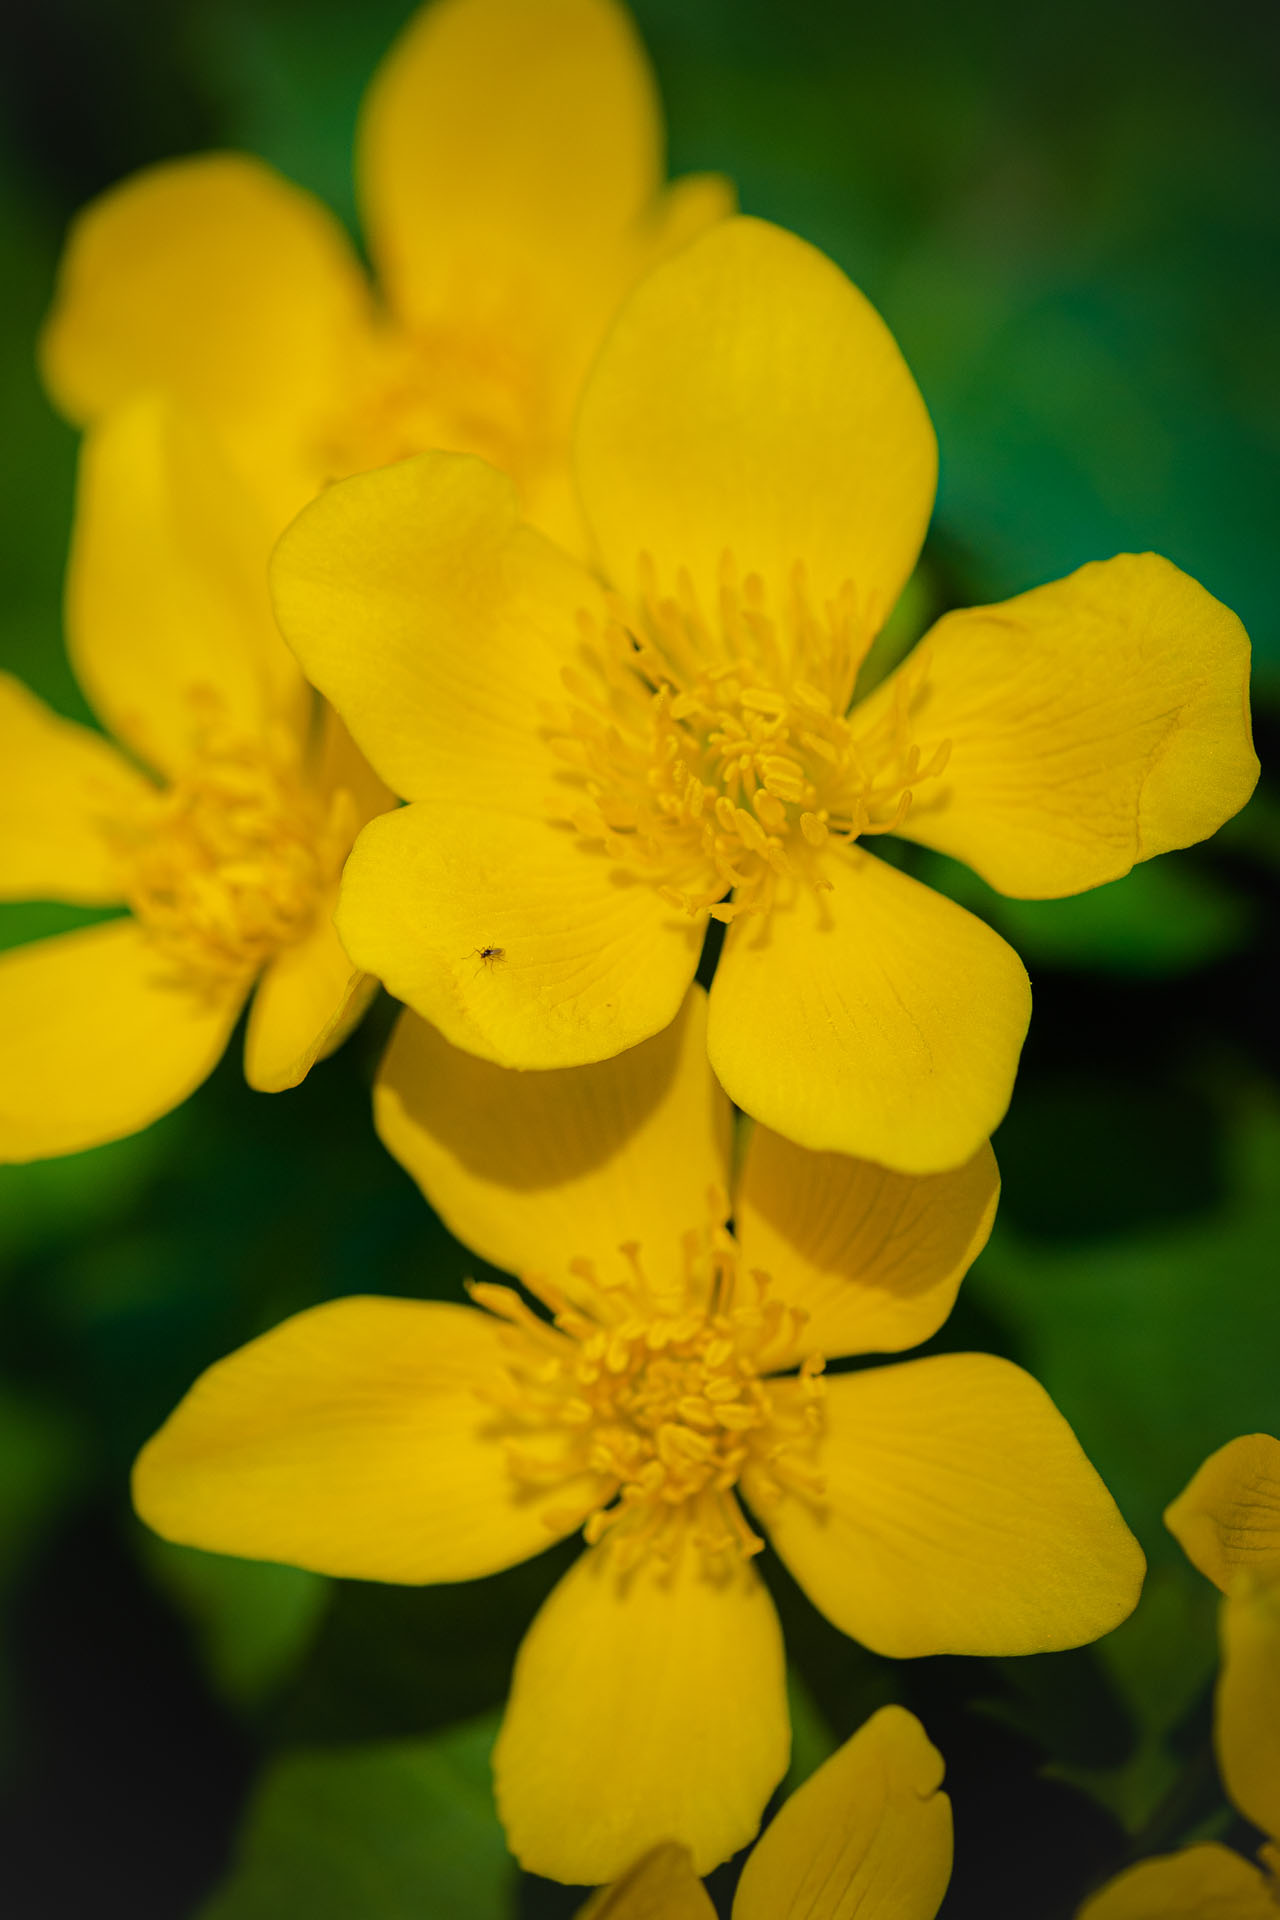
[39,0,732,554]
[578,1705,952,1920]
[1076,1433,1280,1918]
[0,399,391,1161]
[273,215,1259,1174]
[133,988,1143,1882]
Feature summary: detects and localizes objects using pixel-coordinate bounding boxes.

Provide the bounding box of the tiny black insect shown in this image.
[474,946,506,969]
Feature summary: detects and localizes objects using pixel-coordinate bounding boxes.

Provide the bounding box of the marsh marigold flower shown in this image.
[1078,1434,1280,1918]
[134,988,1144,1882]
[38,0,732,553]
[0,399,391,1161]
[272,216,1259,1174]
[580,1705,952,1920]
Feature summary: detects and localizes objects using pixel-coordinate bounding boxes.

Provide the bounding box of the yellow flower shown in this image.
[133,988,1144,1883]
[272,216,1259,1174]
[0,398,392,1161]
[1076,1434,1280,1918]
[38,0,732,554]
[579,1705,952,1920]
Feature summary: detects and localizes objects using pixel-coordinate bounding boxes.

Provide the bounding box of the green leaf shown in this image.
[141,1536,329,1711]
[920,849,1254,979]
[974,1084,1280,1558]
[0,1096,170,1275]
[783,1665,838,1796]
[201,1716,515,1920]
[1041,1566,1219,1833]
[0,1387,85,1588]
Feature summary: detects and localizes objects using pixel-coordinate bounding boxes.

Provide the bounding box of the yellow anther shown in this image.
[482,1225,828,1570]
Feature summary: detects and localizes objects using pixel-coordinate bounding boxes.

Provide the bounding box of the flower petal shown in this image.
[242,705,395,1092]
[733,1706,952,1920]
[133,1296,600,1582]
[312,699,399,840]
[67,396,306,778]
[270,451,603,808]
[1164,1433,1280,1594]
[337,801,703,1069]
[1075,1845,1275,1920]
[576,217,935,632]
[752,1354,1145,1658]
[0,919,244,1162]
[40,153,369,525]
[1217,1574,1280,1843]
[707,848,1030,1174]
[494,1539,788,1883]
[576,1845,715,1920]
[375,985,730,1285]
[0,673,150,903]
[243,902,376,1093]
[735,1129,998,1366]
[358,0,660,330]
[877,554,1259,899]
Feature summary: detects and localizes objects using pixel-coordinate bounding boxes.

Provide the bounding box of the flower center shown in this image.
[546,555,949,920]
[315,315,548,490]
[472,1210,826,1569]
[106,702,354,992]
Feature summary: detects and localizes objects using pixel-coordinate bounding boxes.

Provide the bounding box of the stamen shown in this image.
[544,554,948,922]
[312,312,547,487]
[474,1221,828,1571]
[104,696,349,992]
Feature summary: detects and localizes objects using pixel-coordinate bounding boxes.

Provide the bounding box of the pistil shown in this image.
[473,1211,826,1570]
[547,553,949,920]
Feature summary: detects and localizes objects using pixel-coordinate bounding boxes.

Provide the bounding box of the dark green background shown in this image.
[1,1,1277,1914]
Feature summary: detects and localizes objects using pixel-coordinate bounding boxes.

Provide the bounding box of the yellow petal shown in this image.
[494,1539,789,1883]
[576,1845,715,1920]
[639,173,738,268]
[270,451,603,809]
[337,801,702,1069]
[1075,1844,1275,1919]
[707,849,1030,1174]
[312,699,399,840]
[0,919,243,1162]
[753,1354,1144,1658]
[733,1706,952,1920]
[358,0,660,329]
[0,673,149,904]
[877,554,1259,899]
[735,1130,998,1366]
[1217,1574,1280,1842]
[575,217,935,632]
[243,900,376,1093]
[242,705,394,1092]
[40,153,369,525]
[133,1296,601,1582]
[1164,1434,1280,1594]
[67,396,305,779]
[375,985,730,1285]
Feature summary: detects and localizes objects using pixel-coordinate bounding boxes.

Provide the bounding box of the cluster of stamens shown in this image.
[471,1205,826,1569]
[546,554,949,920]
[106,699,353,993]
[315,314,547,488]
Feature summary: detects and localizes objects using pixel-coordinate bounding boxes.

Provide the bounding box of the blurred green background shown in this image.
[0,1,1277,1914]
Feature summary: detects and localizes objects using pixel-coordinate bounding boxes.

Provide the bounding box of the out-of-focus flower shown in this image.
[0,399,391,1160]
[576,1705,952,1920]
[272,216,1258,1174]
[1077,1434,1280,1918]
[133,987,1143,1881]
[38,0,732,554]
